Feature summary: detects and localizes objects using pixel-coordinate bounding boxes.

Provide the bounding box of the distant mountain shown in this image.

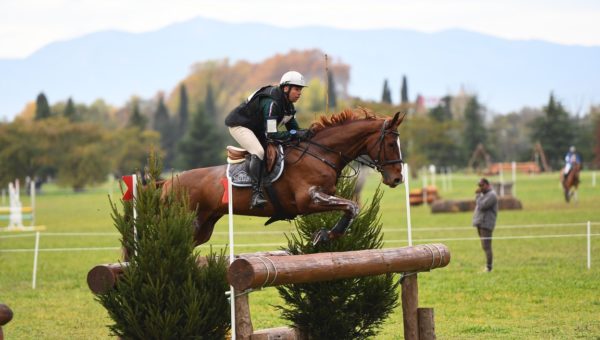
[1,16,599,121]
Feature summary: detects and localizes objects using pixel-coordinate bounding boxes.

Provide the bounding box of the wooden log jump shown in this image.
[228,244,450,291]
[87,245,450,340]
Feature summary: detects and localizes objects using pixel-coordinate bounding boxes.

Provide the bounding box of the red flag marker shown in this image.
[221,177,229,204]
[122,175,133,201]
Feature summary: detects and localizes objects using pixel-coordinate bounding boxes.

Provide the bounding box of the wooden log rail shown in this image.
[87,245,450,340]
[228,244,450,291]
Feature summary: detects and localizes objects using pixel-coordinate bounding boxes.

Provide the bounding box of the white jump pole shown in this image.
[448,168,453,191]
[32,231,40,289]
[403,164,413,246]
[226,170,236,339]
[593,171,597,187]
[132,174,138,256]
[588,221,592,269]
[30,181,35,227]
[499,166,505,196]
[421,168,428,204]
[511,161,517,197]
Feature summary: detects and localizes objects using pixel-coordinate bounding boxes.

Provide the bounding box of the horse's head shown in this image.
[364,112,406,188]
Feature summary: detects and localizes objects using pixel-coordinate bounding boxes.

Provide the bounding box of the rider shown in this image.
[225,71,309,209]
[563,146,582,180]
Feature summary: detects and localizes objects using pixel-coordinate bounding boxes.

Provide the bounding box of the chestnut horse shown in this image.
[161,108,406,245]
[562,163,581,202]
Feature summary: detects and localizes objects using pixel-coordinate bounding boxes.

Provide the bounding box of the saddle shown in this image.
[226,143,284,187]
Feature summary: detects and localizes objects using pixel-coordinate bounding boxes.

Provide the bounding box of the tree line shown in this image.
[2,49,599,191]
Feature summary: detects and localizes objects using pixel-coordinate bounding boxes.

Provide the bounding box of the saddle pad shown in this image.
[226,146,285,187]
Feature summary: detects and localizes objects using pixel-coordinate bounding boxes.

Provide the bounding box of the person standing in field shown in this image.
[472,178,498,272]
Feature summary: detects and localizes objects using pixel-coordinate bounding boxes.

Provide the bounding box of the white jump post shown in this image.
[32,231,40,289]
[511,161,517,197]
[404,164,413,246]
[226,169,237,340]
[588,221,592,270]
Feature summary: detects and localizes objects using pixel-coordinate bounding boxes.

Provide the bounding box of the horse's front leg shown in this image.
[307,186,360,245]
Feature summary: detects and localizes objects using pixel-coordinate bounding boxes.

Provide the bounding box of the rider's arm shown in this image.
[285,116,300,131]
[261,98,292,140]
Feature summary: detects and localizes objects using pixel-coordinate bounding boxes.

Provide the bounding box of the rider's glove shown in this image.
[290,129,312,140]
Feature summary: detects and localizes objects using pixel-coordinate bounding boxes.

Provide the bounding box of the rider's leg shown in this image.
[248,154,267,209]
[228,126,267,209]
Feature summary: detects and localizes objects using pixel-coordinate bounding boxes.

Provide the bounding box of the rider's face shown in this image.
[286,86,303,103]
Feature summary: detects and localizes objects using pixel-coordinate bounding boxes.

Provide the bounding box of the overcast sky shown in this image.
[1,0,600,59]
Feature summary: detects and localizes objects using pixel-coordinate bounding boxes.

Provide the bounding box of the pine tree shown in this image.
[127,99,147,129]
[177,84,189,139]
[327,70,337,108]
[276,173,399,339]
[153,95,176,169]
[463,96,487,157]
[64,97,77,122]
[35,92,52,120]
[530,93,575,169]
[401,75,409,104]
[205,83,217,120]
[97,153,230,339]
[176,103,225,168]
[381,79,392,104]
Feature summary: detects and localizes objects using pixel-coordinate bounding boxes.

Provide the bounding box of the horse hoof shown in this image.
[312,228,331,246]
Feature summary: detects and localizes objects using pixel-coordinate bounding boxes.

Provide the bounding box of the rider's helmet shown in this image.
[569,146,576,153]
[280,71,307,87]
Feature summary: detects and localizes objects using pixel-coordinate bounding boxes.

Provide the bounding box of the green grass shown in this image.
[1,171,599,339]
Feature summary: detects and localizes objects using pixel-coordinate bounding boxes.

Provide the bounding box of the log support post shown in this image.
[401,274,436,340]
[0,304,13,340]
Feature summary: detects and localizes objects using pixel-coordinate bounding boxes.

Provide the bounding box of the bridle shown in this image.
[281,119,404,175]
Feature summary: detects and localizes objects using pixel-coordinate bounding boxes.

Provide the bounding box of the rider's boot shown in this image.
[248,154,267,209]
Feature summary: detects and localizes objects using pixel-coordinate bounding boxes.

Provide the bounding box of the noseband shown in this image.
[363,119,404,173]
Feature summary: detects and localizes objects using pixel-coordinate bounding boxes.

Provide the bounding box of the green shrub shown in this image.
[276,172,399,339]
[95,154,230,339]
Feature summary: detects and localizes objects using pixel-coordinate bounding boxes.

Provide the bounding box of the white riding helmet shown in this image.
[569,146,576,152]
[280,71,307,87]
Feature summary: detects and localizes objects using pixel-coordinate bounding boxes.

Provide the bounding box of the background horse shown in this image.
[161,108,405,245]
[562,163,581,202]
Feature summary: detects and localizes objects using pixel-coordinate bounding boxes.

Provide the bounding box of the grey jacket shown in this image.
[472,189,498,230]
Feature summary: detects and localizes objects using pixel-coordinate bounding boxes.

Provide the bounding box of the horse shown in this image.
[562,163,581,202]
[161,108,406,246]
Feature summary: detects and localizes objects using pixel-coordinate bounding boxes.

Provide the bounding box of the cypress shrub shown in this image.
[276,173,400,339]
[95,154,230,339]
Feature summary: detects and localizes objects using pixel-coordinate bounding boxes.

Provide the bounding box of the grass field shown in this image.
[1,170,599,339]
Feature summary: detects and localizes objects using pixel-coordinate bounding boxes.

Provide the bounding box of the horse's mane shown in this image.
[309,107,379,133]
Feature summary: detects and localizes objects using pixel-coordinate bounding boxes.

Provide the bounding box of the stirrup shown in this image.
[250,191,267,209]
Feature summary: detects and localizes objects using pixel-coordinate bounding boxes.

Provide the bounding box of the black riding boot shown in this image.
[248,155,267,209]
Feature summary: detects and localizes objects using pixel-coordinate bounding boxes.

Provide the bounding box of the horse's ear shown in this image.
[391,111,407,127]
